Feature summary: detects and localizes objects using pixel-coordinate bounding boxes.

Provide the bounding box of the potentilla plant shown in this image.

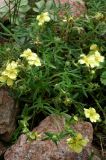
[0,0,106,153]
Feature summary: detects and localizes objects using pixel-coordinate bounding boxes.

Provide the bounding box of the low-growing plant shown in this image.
[0,0,106,156]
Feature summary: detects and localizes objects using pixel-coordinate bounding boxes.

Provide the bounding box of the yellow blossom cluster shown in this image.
[0,48,41,87]
[0,61,18,86]
[90,44,98,51]
[78,44,104,68]
[67,133,89,153]
[84,107,100,122]
[36,12,50,26]
[20,48,41,66]
[94,12,104,20]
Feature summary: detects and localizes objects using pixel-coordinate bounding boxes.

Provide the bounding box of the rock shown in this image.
[0,88,19,141]
[54,0,86,17]
[4,115,95,160]
[0,0,5,7]
[0,141,6,156]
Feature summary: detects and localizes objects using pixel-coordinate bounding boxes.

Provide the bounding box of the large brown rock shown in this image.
[4,115,96,160]
[0,88,19,141]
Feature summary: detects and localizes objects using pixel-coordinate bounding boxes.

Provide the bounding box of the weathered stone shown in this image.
[54,0,86,17]
[0,141,6,156]
[4,115,95,160]
[0,0,5,7]
[0,88,19,141]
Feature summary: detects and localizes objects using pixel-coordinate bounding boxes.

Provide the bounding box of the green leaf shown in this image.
[20,0,29,6]
[35,0,45,9]
[23,127,29,133]
[27,132,36,140]
[46,0,53,10]
[33,7,40,12]
[100,71,106,85]
[19,5,30,12]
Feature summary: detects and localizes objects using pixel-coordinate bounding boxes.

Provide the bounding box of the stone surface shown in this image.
[0,141,6,156]
[0,0,5,7]
[4,115,95,160]
[0,88,19,141]
[54,0,86,17]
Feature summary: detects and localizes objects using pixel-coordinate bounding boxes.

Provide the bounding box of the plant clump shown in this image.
[0,0,106,158]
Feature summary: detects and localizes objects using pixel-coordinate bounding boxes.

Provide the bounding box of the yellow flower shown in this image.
[94,51,104,64]
[6,77,14,86]
[3,61,18,80]
[2,69,18,80]
[67,133,89,153]
[0,76,14,86]
[94,12,104,20]
[84,107,100,122]
[8,61,18,68]
[78,54,96,68]
[90,44,98,51]
[90,44,105,63]
[36,12,50,26]
[78,50,105,68]
[78,54,90,66]
[20,49,33,59]
[0,75,6,83]
[20,49,41,66]
[88,51,105,68]
[28,55,41,66]
[0,61,18,86]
